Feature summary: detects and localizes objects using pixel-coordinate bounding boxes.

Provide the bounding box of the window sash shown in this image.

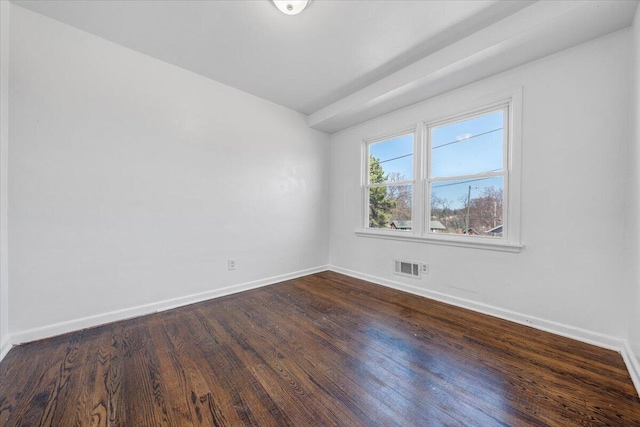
[364,130,416,230]
[365,131,415,185]
[424,105,509,239]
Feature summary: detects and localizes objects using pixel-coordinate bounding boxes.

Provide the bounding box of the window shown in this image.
[428,108,507,237]
[359,88,522,252]
[365,133,414,229]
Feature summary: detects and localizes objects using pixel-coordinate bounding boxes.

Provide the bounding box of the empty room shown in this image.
[1,0,640,425]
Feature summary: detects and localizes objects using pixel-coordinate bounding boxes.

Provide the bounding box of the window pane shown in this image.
[368,184,413,229]
[429,177,503,236]
[431,110,503,178]
[369,134,413,184]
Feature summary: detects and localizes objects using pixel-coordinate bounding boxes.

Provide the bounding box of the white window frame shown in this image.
[357,87,523,253]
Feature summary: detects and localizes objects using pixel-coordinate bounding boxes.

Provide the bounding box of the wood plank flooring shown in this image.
[1,271,639,426]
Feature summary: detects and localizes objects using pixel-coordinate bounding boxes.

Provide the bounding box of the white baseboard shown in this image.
[11,265,329,345]
[329,265,640,398]
[621,341,640,396]
[0,336,11,362]
[8,265,640,400]
[330,265,640,398]
[328,266,625,352]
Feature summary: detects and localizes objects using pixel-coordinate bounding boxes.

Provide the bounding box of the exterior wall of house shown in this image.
[329,28,635,343]
[8,5,330,341]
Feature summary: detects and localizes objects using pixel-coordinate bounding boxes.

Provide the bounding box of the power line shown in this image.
[376,126,503,164]
[431,173,501,189]
[432,128,502,150]
[378,153,412,164]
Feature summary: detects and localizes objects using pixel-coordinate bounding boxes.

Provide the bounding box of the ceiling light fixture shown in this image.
[272,0,309,16]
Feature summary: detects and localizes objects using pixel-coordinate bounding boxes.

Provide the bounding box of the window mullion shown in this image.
[413,124,424,235]
[423,122,431,237]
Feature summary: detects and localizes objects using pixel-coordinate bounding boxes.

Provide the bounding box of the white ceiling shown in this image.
[11,0,640,132]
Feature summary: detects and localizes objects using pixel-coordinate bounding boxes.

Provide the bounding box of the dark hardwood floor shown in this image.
[1,271,639,426]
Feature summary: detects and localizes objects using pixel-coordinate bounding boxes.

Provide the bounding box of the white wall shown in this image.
[630,5,640,363]
[329,28,635,342]
[4,1,639,368]
[0,1,10,359]
[9,5,330,340]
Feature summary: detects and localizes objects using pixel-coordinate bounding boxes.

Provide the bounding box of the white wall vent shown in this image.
[394,260,421,279]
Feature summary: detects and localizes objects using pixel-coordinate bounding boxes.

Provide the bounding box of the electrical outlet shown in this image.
[421,263,429,274]
[228,259,236,270]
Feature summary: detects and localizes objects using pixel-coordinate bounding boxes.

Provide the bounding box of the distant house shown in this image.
[390,220,446,232]
[487,224,503,236]
[390,220,412,230]
[429,221,445,232]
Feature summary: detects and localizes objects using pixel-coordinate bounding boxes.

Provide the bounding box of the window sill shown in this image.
[355,229,523,253]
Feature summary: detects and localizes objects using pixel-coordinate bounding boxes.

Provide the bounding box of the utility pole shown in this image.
[465,185,471,233]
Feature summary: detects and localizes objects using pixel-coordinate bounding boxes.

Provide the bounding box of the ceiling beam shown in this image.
[309,1,638,133]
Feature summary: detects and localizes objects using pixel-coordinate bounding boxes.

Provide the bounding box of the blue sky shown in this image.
[431,111,503,178]
[369,110,504,209]
[369,134,414,181]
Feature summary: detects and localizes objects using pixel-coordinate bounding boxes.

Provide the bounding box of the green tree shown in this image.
[369,155,395,228]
